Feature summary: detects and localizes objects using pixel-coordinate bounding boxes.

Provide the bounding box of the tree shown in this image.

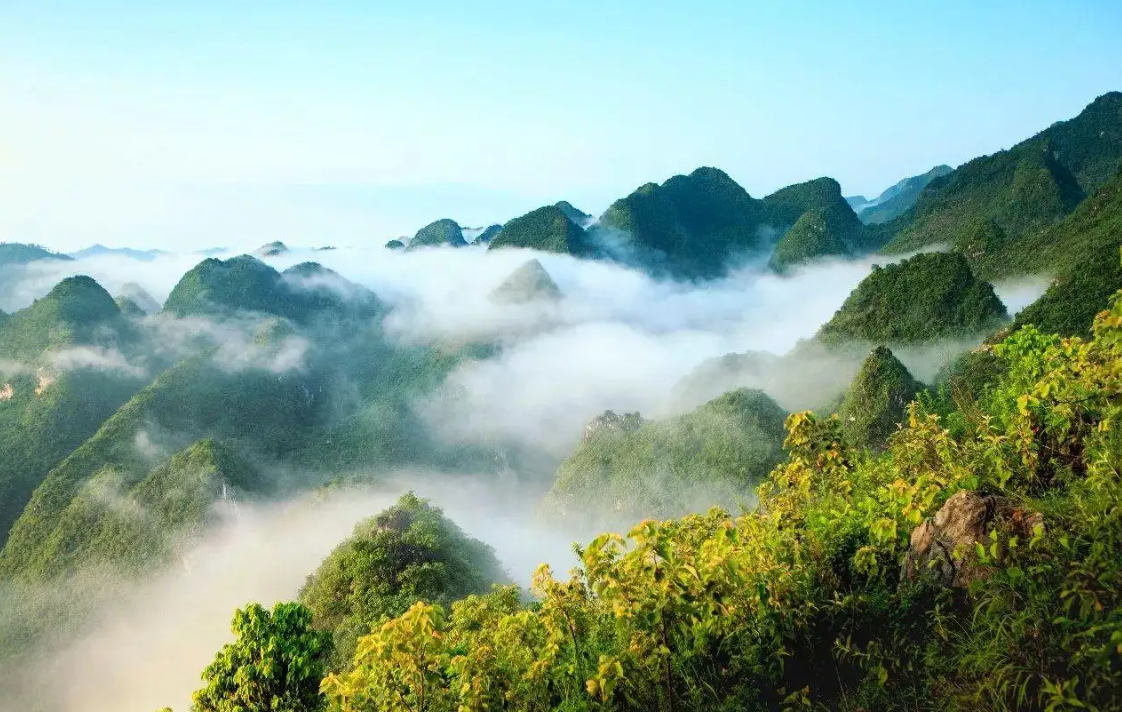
[192,602,332,712]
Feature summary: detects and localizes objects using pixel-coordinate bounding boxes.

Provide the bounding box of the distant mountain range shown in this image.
[68,244,168,261]
[846,165,953,224]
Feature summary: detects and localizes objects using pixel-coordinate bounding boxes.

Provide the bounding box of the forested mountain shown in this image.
[541,388,787,528]
[1010,167,1122,336]
[881,92,1122,277]
[0,242,72,270]
[405,218,468,250]
[848,165,953,224]
[487,204,591,255]
[489,258,563,303]
[816,252,1008,344]
[3,91,1122,712]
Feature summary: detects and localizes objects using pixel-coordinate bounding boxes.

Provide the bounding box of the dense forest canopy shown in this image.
[0,90,1121,712]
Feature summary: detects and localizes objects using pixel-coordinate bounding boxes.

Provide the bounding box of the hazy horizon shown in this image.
[2,1,1120,251]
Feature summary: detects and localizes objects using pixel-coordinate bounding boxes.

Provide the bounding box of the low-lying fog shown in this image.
[0,244,1050,711]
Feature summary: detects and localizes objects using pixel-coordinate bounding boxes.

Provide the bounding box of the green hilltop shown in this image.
[405,219,468,250]
[816,252,1008,345]
[0,276,124,362]
[298,492,506,670]
[488,258,563,304]
[837,346,924,450]
[488,204,590,255]
[162,255,377,323]
[600,167,769,279]
[542,388,787,529]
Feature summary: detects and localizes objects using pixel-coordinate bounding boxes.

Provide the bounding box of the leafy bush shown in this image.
[191,602,332,712]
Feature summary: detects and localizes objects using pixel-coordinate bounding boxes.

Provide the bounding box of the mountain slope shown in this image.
[0,369,143,547]
[405,219,467,250]
[0,351,329,580]
[1011,168,1122,336]
[881,92,1122,277]
[856,165,953,224]
[837,346,924,449]
[542,388,787,528]
[488,205,590,255]
[817,252,1008,344]
[0,243,73,270]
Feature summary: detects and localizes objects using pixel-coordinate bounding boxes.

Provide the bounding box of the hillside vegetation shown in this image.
[175,262,1122,712]
[542,388,787,529]
[816,252,1008,345]
[881,92,1122,278]
[488,205,590,255]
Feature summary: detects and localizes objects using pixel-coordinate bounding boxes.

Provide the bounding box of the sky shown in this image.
[0,0,1119,251]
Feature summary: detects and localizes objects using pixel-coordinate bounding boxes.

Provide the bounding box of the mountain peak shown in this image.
[838,346,923,449]
[489,258,563,304]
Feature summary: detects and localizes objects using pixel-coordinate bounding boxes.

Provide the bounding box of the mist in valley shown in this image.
[0,242,1049,712]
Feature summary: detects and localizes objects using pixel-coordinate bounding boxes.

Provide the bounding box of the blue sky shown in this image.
[0,0,1119,250]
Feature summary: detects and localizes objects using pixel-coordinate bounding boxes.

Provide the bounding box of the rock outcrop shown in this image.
[903,491,1043,588]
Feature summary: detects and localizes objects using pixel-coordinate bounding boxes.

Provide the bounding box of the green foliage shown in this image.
[1012,170,1122,337]
[837,346,923,450]
[543,388,787,529]
[406,219,467,250]
[882,92,1122,278]
[489,259,563,304]
[471,224,502,245]
[191,602,332,712]
[817,251,1008,344]
[488,205,590,255]
[600,167,770,280]
[307,274,1122,712]
[0,276,124,361]
[163,256,377,322]
[0,242,72,270]
[856,165,953,225]
[0,368,142,546]
[554,201,590,224]
[384,239,405,250]
[298,493,506,670]
[0,355,329,580]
